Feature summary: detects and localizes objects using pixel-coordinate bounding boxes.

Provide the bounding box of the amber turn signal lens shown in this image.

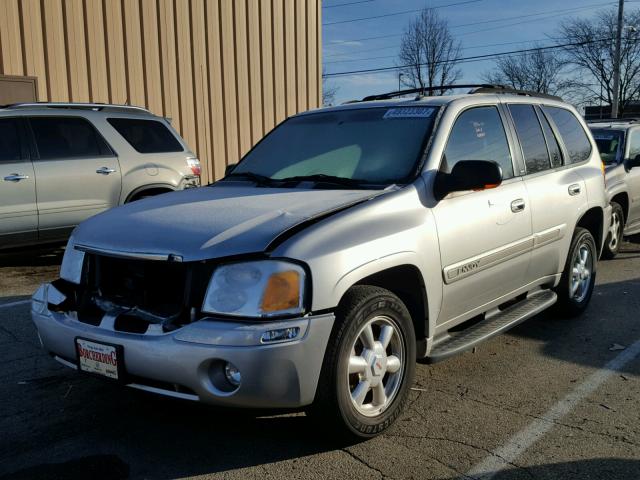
[261,271,300,312]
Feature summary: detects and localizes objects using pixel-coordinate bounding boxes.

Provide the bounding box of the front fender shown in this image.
[272,185,444,339]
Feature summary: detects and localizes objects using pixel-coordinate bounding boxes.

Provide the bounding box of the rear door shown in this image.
[512,104,590,283]
[0,117,37,247]
[433,105,533,323]
[27,116,121,241]
[623,127,640,231]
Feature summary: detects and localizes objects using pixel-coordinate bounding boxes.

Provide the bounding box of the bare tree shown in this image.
[483,46,568,95]
[322,68,339,106]
[557,8,640,114]
[398,8,461,95]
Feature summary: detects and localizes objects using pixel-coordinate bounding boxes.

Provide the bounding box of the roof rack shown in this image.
[362,84,563,102]
[0,102,152,114]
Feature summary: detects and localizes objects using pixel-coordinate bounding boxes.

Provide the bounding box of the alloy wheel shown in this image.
[347,315,405,417]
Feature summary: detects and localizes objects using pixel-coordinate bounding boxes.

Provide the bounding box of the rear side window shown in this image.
[108,118,183,153]
[0,118,22,162]
[509,104,550,174]
[442,106,514,179]
[543,106,591,164]
[537,109,563,168]
[30,117,113,160]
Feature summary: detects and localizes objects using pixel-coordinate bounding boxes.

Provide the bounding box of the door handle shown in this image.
[3,173,29,182]
[511,198,526,213]
[568,184,581,196]
[96,167,116,175]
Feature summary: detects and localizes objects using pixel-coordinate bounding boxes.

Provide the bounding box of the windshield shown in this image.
[591,129,624,165]
[230,106,439,187]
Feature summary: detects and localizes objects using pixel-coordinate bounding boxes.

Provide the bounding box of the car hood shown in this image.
[73,184,384,261]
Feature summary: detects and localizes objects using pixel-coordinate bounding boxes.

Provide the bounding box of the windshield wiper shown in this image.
[223,171,276,186]
[277,174,371,188]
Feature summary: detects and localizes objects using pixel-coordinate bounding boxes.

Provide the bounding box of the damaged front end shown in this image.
[47,252,214,334]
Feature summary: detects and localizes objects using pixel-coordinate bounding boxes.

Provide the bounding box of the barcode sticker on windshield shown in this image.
[383,107,434,119]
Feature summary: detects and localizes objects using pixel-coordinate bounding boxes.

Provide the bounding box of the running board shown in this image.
[426,290,557,363]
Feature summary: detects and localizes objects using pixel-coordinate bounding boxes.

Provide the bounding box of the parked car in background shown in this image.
[32,86,608,438]
[0,103,200,249]
[588,118,640,258]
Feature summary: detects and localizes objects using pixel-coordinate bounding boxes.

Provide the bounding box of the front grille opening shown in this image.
[114,314,149,334]
[127,374,197,396]
[77,303,104,326]
[56,254,213,332]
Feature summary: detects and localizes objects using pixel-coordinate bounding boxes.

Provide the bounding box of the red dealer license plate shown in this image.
[75,338,123,380]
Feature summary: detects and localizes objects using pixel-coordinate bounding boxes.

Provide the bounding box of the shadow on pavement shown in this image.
[448,458,640,480]
[0,245,64,268]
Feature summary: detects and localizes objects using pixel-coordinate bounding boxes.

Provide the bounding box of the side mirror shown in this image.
[626,155,640,170]
[225,163,237,176]
[434,160,503,200]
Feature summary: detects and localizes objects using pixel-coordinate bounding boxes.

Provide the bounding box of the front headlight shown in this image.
[60,237,85,284]
[202,260,306,318]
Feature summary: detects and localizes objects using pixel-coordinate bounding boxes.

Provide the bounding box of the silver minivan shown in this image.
[0,103,200,249]
[31,87,609,438]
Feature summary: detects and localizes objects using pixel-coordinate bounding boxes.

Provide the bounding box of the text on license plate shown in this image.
[76,338,120,380]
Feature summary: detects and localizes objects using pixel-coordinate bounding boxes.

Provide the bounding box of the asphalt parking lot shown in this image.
[1,242,639,480]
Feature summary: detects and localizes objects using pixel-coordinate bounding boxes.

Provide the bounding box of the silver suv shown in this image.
[0,103,200,249]
[31,87,609,438]
[588,119,640,258]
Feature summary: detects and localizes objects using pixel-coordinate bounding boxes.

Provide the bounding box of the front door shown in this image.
[433,105,532,324]
[0,117,37,247]
[27,116,121,241]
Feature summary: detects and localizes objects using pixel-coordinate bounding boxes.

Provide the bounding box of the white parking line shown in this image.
[466,339,640,479]
[0,299,30,309]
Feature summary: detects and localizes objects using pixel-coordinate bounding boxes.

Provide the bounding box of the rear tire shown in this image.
[602,202,624,259]
[554,227,597,317]
[308,286,416,439]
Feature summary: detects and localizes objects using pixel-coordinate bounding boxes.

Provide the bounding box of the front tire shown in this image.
[602,202,624,259]
[309,286,416,439]
[554,227,597,317]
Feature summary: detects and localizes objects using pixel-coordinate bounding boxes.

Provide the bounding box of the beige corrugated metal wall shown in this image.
[0,0,322,183]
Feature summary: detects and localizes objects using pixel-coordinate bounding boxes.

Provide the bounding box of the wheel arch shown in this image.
[124,183,176,203]
[610,191,629,223]
[336,262,429,352]
[575,207,604,256]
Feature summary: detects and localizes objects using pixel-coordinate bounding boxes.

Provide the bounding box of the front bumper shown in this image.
[31,283,334,408]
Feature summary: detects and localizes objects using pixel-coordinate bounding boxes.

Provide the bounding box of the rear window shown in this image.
[30,117,113,160]
[0,118,22,162]
[543,107,591,164]
[108,118,183,153]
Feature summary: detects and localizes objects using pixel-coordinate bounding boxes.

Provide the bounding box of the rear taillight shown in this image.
[186,157,201,176]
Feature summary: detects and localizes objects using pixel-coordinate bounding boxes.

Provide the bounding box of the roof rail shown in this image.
[1,102,152,114]
[362,84,563,102]
[362,84,498,101]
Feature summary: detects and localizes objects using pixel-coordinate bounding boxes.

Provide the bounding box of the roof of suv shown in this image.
[0,102,156,117]
[588,119,640,131]
[299,91,571,117]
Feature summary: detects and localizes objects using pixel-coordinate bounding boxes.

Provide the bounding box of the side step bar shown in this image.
[426,290,557,363]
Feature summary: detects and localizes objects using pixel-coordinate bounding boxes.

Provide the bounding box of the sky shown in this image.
[321,0,628,104]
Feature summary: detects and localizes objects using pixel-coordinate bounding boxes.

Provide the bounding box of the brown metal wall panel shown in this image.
[85,0,109,103]
[21,0,48,100]
[1,0,321,180]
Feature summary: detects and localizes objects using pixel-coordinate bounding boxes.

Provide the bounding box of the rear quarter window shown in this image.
[108,118,184,153]
[543,106,591,164]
